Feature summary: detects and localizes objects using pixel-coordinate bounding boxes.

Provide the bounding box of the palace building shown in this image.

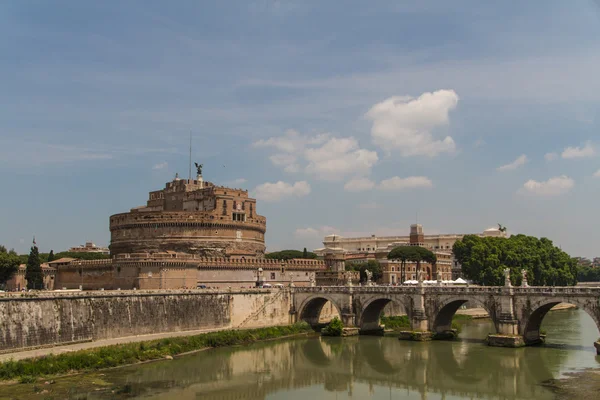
[315,224,507,282]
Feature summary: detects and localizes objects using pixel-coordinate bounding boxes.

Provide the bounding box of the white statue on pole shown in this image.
[346,272,353,287]
[503,268,512,287]
[521,269,529,287]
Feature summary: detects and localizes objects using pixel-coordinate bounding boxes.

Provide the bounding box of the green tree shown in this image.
[453,234,577,286]
[303,247,308,258]
[47,250,55,262]
[0,246,20,285]
[345,260,382,283]
[387,246,437,282]
[265,250,317,260]
[25,245,44,290]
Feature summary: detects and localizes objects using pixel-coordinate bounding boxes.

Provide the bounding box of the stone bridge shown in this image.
[291,285,600,348]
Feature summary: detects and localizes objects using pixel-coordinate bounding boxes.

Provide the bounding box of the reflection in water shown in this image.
[82,309,599,400]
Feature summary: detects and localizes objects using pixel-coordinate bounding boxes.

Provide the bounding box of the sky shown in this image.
[1,1,599,258]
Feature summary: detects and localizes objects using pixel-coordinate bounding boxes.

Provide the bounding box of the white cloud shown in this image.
[304,137,379,181]
[269,153,297,166]
[497,154,527,171]
[255,130,377,178]
[561,142,595,159]
[594,169,600,178]
[344,177,376,192]
[253,129,329,153]
[366,90,458,157]
[253,181,311,202]
[152,162,168,170]
[544,152,558,162]
[378,176,433,191]
[520,175,574,196]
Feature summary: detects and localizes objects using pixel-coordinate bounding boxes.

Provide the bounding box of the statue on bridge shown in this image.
[309,276,316,287]
[521,269,529,287]
[436,269,443,285]
[417,268,423,284]
[504,268,512,287]
[365,269,373,286]
[346,272,353,287]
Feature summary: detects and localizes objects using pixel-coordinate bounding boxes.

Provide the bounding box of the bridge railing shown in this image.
[293,285,600,296]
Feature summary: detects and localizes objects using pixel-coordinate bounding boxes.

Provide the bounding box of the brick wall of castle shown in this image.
[54,257,326,290]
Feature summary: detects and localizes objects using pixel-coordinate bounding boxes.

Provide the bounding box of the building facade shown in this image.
[315,224,507,282]
[68,242,110,255]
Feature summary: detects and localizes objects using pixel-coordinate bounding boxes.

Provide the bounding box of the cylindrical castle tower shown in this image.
[109,176,266,257]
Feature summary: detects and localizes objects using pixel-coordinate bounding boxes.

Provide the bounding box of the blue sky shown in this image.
[1,1,599,257]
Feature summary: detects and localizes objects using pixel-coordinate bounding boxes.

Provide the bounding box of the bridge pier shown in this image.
[486,287,526,347]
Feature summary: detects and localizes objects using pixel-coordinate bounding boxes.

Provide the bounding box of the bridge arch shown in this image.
[521,298,600,344]
[358,296,411,333]
[297,295,342,328]
[431,297,497,335]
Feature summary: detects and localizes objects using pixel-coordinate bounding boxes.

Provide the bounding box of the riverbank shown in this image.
[544,369,600,400]
[0,323,312,383]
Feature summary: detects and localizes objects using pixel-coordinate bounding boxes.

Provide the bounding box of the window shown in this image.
[222,200,227,215]
[233,213,246,222]
[250,204,253,218]
[270,272,275,280]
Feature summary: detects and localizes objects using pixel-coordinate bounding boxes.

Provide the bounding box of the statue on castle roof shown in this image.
[194,162,203,176]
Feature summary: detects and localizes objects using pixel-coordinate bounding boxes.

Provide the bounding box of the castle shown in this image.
[109,174,266,258]
[54,172,327,290]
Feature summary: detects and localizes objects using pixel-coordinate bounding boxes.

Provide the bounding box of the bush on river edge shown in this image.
[0,322,312,381]
[321,317,344,336]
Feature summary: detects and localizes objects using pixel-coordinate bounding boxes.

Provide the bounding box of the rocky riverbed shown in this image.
[543,369,600,400]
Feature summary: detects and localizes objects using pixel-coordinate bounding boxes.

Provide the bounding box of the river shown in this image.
[36,309,600,399]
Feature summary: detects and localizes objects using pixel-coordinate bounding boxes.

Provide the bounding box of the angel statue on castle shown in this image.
[194,162,203,176]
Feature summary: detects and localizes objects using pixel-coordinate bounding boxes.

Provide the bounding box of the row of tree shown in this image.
[577,266,600,282]
[453,234,578,286]
[0,245,44,289]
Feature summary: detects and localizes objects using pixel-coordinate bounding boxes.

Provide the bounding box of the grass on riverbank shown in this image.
[381,314,474,332]
[0,323,312,382]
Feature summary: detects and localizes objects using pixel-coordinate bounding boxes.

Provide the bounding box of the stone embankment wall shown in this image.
[0,289,293,354]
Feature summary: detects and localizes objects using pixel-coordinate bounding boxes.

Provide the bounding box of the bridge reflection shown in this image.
[98,334,566,400]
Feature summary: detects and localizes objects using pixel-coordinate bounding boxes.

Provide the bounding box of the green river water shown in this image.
[19,309,600,399]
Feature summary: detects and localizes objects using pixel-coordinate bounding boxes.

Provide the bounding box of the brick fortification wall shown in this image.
[54,257,325,290]
[0,289,292,353]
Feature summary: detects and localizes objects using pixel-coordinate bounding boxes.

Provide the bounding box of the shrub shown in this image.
[321,317,343,336]
[380,315,410,330]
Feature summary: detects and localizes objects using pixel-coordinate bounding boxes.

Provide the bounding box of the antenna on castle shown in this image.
[188,132,192,180]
